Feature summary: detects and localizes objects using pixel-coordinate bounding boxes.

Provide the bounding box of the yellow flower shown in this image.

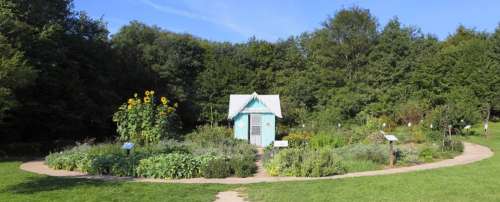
[128,98,134,104]
[145,91,150,96]
[144,97,151,103]
[160,97,168,105]
[134,93,138,98]
[150,90,155,96]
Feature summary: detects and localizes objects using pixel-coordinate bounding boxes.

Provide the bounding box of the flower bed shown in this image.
[45,126,257,179]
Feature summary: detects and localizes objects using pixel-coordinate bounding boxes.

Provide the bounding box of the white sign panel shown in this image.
[274,140,289,147]
[384,135,398,142]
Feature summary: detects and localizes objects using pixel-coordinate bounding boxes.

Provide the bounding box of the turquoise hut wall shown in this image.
[260,113,275,146]
[234,113,248,141]
[232,99,276,147]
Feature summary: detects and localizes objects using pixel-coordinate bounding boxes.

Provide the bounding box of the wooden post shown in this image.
[389,141,394,167]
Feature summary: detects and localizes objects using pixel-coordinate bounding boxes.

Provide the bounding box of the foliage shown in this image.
[2,1,499,159]
[308,132,346,149]
[335,144,389,164]
[113,90,178,145]
[0,35,36,122]
[230,156,257,177]
[185,125,233,146]
[265,148,346,177]
[283,131,312,148]
[200,158,232,178]
[136,153,207,179]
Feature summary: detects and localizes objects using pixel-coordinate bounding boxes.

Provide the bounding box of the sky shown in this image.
[74,0,500,43]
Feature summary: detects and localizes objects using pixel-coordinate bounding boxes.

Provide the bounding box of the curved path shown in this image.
[20,142,493,185]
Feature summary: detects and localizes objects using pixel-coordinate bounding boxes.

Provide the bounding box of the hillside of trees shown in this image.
[0,0,499,147]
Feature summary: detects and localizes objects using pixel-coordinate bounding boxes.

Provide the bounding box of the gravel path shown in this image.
[20,142,493,185]
[214,191,245,202]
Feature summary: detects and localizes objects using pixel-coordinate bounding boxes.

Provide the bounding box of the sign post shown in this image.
[384,135,398,167]
[271,140,288,157]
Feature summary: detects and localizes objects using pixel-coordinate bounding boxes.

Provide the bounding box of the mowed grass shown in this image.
[1,122,499,202]
[246,122,500,202]
[0,161,233,202]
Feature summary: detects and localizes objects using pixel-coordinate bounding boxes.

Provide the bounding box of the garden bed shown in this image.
[45,126,257,179]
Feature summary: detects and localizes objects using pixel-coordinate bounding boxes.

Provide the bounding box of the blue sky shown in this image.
[74,0,500,42]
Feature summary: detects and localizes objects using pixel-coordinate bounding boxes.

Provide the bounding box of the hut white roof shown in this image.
[228,92,282,119]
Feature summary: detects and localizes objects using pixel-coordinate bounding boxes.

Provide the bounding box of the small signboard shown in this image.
[384,135,398,142]
[274,140,289,148]
[122,142,134,150]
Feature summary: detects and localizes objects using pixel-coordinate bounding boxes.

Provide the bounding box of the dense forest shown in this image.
[0,0,499,149]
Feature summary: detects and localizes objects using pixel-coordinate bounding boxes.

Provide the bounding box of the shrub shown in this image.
[185,125,232,146]
[419,146,436,162]
[441,139,464,153]
[395,146,421,165]
[185,125,256,167]
[136,153,202,179]
[395,99,428,125]
[335,144,389,164]
[45,143,91,171]
[265,148,346,177]
[113,90,178,145]
[341,160,381,172]
[309,132,346,149]
[230,156,257,177]
[300,149,345,177]
[201,158,231,178]
[283,131,312,148]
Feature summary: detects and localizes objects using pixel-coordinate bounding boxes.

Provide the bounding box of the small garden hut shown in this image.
[228,92,282,147]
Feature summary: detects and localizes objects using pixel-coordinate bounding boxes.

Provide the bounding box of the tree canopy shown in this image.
[0,1,499,144]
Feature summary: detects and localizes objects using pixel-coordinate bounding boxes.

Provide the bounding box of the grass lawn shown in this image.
[247,122,500,201]
[1,122,499,202]
[0,161,233,202]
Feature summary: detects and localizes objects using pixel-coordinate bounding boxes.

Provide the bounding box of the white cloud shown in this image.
[140,0,255,38]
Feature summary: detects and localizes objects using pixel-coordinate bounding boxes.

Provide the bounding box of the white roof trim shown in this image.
[228,92,282,119]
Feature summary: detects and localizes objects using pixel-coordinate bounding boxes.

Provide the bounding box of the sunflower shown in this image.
[145,91,150,96]
[144,97,151,103]
[160,97,168,105]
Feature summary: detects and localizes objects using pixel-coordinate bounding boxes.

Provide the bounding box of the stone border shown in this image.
[20,142,493,185]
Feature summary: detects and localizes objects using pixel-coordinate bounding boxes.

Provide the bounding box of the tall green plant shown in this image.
[113,90,177,145]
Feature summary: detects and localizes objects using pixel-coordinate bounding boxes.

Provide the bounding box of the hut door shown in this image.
[249,114,262,146]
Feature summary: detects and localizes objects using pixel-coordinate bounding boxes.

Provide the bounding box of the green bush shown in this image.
[309,132,346,149]
[230,156,257,177]
[265,148,303,176]
[136,153,203,179]
[265,148,346,177]
[45,144,91,171]
[335,144,389,164]
[441,139,464,153]
[341,160,381,172]
[300,149,345,177]
[419,147,436,162]
[395,146,421,165]
[201,158,232,178]
[283,131,312,148]
[185,125,233,146]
